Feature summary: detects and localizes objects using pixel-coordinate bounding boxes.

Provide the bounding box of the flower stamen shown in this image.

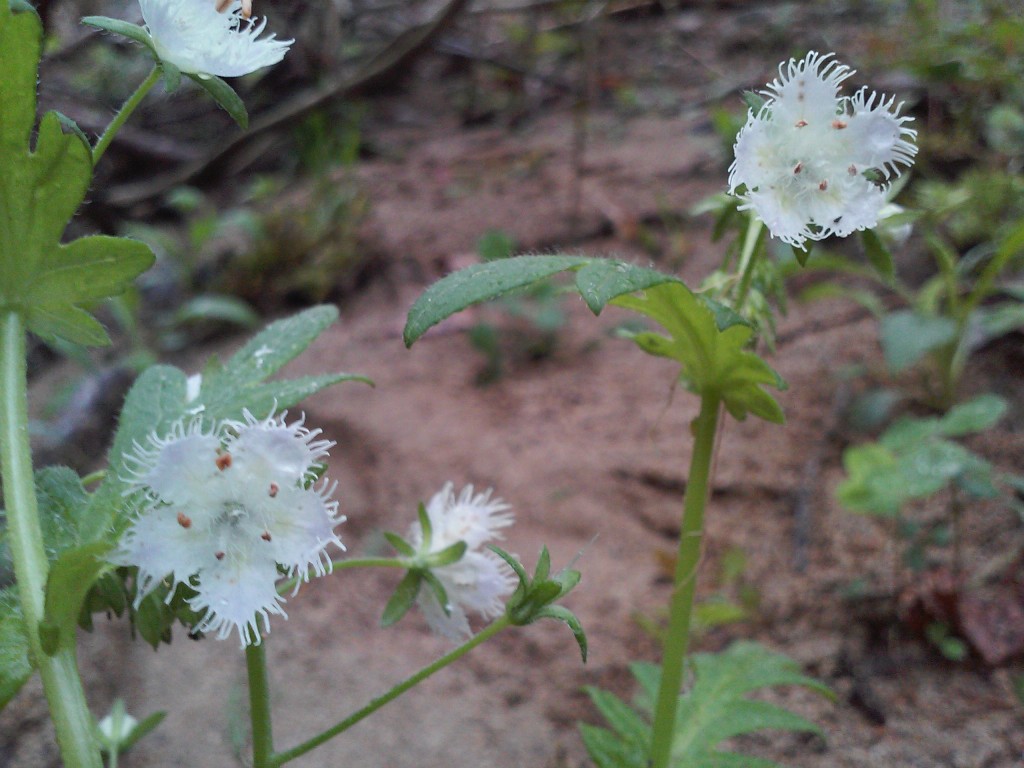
[177,512,192,529]
[216,452,232,471]
[268,482,279,498]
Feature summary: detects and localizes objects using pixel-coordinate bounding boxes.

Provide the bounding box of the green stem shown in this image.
[246,641,275,768]
[1,313,101,768]
[733,214,765,312]
[270,617,510,766]
[276,556,406,595]
[649,391,721,768]
[92,66,162,165]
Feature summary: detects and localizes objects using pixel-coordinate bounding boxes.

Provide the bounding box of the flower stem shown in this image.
[270,617,510,766]
[733,214,765,312]
[92,66,162,165]
[246,641,275,768]
[276,556,406,596]
[0,312,101,768]
[649,391,721,768]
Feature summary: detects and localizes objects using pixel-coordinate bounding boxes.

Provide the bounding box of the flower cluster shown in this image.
[115,410,344,647]
[410,483,516,640]
[139,0,292,78]
[728,51,917,248]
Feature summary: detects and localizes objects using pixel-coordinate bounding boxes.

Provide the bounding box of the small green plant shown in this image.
[837,393,1022,575]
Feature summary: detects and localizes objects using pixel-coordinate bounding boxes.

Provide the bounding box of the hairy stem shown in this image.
[92,66,162,165]
[649,391,721,768]
[1,312,101,768]
[271,617,510,766]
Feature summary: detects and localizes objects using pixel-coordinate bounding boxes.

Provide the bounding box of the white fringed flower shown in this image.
[411,483,516,640]
[139,0,292,78]
[115,410,344,647]
[728,51,917,248]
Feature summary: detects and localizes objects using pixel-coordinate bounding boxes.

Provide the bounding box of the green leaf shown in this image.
[0,8,155,345]
[613,282,785,423]
[186,74,248,129]
[35,466,88,559]
[381,570,422,627]
[535,605,587,661]
[837,443,907,516]
[41,542,112,655]
[202,305,335,389]
[80,16,155,53]
[404,255,591,345]
[0,587,33,709]
[583,643,830,768]
[81,366,189,542]
[422,540,466,569]
[860,229,895,282]
[383,532,415,558]
[741,90,767,114]
[573,260,680,315]
[879,310,957,373]
[938,394,1008,436]
[26,235,153,304]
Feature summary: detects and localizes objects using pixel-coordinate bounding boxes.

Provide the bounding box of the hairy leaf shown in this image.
[0,588,32,709]
[0,4,154,345]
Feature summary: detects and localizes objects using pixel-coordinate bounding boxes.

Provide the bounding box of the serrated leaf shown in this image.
[41,542,112,655]
[584,687,649,744]
[0,587,33,709]
[584,644,830,768]
[612,282,785,423]
[186,74,248,129]
[381,570,422,627]
[879,310,957,373]
[0,8,154,345]
[80,16,155,53]
[578,723,647,768]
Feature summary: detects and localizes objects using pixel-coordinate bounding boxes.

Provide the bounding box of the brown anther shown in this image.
[832,119,848,129]
[268,482,279,498]
[216,452,232,471]
[793,162,804,175]
[819,180,829,191]
[214,551,225,561]
[848,164,858,176]
[795,119,808,128]
[261,531,272,542]
[177,512,192,529]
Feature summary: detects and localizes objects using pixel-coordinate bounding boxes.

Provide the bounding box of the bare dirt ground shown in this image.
[3,3,1024,767]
